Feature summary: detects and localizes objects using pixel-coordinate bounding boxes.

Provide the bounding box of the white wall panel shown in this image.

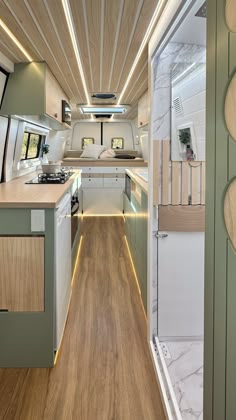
[103,122,134,150]
[158,231,204,339]
[71,122,101,149]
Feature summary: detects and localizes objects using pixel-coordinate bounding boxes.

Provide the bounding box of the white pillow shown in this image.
[80,144,106,159]
[99,148,116,159]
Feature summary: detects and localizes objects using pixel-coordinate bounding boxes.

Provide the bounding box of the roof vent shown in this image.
[172,97,184,116]
[91,93,116,100]
[94,114,112,119]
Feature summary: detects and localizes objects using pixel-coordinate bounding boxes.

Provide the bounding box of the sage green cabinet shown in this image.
[123,190,148,312]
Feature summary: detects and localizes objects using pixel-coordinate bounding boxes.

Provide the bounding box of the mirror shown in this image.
[171,61,206,161]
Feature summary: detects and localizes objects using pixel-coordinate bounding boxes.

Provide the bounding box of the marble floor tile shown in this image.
[163,340,203,420]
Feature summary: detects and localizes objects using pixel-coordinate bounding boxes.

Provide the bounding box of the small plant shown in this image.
[178,127,191,145]
[41,143,50,154]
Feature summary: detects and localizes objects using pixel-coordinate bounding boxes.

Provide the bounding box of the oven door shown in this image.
[71,188,81,248]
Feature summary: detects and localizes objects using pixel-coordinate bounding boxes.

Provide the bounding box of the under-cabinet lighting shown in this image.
[14,115,52,130]
[62,0,90,105]
[82,214,124,217]
[117,0,166,106]
[0,18,32,62]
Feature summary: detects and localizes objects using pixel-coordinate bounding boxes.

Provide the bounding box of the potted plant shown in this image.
[41,143,50,163]
[178,127,191,145]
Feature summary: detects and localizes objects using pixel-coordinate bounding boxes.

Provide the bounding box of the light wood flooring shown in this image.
[0,216,165,420]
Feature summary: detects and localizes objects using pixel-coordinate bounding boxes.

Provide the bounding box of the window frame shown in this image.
[81,137,95,149]
[111,137,124,149]
[20,132,44,161]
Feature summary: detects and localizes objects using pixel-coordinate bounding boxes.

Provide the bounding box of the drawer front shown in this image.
[103,177,125,188]
[82,177,103,188]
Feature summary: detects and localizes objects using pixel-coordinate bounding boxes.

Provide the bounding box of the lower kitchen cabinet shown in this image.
[123,190,148,313]
[0,236,44,312]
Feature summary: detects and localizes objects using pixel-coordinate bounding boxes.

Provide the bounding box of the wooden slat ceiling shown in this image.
[0,0,160,120]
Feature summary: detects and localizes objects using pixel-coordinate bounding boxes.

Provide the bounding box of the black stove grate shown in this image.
[25,170,74,184]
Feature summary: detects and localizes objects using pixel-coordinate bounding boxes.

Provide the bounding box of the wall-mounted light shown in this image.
[0,18,32,62]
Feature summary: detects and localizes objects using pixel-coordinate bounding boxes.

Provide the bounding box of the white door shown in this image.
[157,231,204,339]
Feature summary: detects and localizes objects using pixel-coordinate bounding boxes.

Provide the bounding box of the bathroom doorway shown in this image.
[148,1,206,418]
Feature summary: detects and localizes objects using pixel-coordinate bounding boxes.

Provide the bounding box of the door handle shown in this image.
[153,232,168,239]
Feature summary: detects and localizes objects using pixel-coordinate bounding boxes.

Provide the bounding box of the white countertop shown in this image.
[0,170,81,209]
[126,169,148,194]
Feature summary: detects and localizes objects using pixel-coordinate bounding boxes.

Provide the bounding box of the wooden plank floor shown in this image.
[0,216,165,420]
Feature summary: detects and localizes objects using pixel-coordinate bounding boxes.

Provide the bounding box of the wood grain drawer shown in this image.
[0,236,44,312]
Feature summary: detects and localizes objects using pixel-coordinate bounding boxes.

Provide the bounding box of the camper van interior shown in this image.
[0,0,233,419]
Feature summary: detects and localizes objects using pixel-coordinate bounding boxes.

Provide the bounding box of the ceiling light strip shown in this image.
[117,0,166,105]
[100,0,105,91]
[107,0,124,90]
[114,0,143,93]
[82,0,94,93]
[62,0,90,104]
[0,18,32,62]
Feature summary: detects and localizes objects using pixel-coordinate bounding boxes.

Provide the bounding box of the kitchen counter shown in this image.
[0,170,81,208]
[126,169,148,195]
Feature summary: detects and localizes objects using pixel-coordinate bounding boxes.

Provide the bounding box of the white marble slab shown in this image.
[164,340,203,420]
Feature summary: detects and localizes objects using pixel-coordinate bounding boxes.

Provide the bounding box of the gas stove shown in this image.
[25,170,74,184]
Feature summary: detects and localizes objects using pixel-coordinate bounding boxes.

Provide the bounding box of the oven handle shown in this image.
[71,198,79,216]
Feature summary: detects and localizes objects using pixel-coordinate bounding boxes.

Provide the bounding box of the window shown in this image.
[82,137,94,149]
[21,132,43,160]
[111,137,124,149]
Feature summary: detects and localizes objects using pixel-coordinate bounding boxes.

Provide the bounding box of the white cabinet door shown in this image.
[157,231,204,339]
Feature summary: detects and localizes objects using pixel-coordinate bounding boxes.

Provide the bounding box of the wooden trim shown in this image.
[226,0,236,32]
[161,141,170,205]
[171,161,179,205]
[153,140,160,206]
[181,162,189,205]
[158,205,205,232]
[62,159,148,167]
[82,173,103,178]
[103,173,124,178]
[224,179,236,249]
[201,162,206,205]
[191,163,201,205]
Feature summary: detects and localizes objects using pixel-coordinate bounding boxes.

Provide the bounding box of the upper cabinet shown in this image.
[1,62,70,130]
[138,90,149,128]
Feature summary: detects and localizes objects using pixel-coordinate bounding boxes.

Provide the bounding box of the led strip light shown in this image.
[117,0,166,105]
[62,0,91,105]
[0,18,32,62]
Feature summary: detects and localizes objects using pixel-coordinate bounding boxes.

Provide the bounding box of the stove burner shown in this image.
[25,170,74,184]
[38,170,73,184]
